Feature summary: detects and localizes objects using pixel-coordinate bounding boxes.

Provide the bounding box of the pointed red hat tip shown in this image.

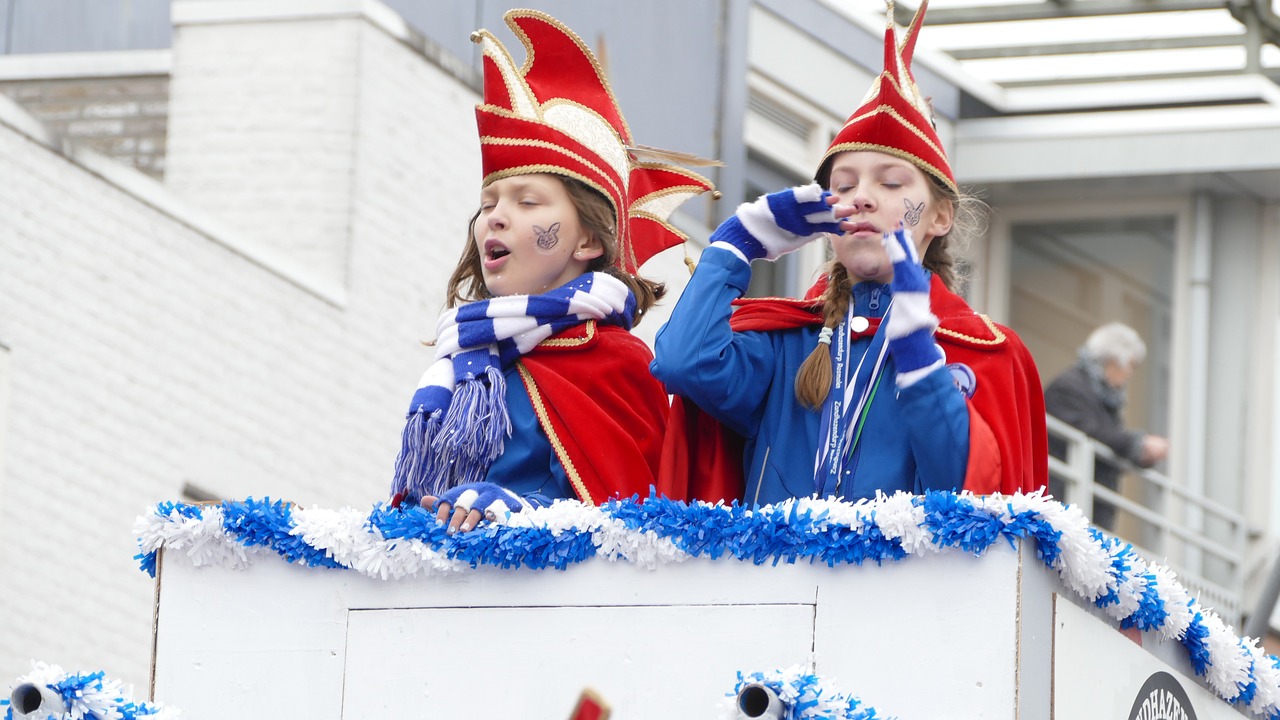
[818,0,956,194]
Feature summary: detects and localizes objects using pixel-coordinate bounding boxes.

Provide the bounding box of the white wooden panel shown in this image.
[1054,599,1246,718]
[812,544,1024,719]
[152,556,349,720]
[337,557,825,611]
[341,604,815,719]
[1016,543,1058,719]
[152,540,1248,719]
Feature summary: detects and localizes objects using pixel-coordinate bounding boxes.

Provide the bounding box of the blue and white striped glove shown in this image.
[426,482,532,525]
[882,226,944,387]
[710,183,843,262]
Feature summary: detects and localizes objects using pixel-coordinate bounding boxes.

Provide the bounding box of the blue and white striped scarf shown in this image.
[390,272,636,506]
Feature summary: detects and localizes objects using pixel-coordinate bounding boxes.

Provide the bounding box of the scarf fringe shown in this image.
[389,274,635,503]
[429,366,511,494]
[390,409,443,506]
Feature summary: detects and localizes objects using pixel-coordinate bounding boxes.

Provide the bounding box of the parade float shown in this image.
[3,2,1272,718]
[110,490,1271,719]
[2,493,1273,718]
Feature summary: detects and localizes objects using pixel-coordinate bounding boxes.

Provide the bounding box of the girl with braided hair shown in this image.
[652,1,1046,505]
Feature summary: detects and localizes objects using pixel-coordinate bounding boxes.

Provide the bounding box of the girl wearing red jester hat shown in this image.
[387,10,713,533]
[652,1,1046,506]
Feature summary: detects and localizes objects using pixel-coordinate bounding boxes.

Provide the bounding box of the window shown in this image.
[1002,209,1177,547]
[1009,215,1175,439]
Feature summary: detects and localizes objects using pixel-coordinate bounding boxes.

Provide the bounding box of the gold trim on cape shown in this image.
[515,360,593,504]
[936,314,1007,346]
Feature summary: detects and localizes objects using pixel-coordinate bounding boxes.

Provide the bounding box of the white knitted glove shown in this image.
[710,183,842,261]
[882,226,944,386]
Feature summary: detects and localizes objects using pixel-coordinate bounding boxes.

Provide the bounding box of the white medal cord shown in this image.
[812,299,893,491]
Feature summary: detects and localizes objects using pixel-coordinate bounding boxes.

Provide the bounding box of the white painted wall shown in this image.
[1206,197,1269,516]
[0,2,480,689]
[164,6,365,288]
[0,344,9,522]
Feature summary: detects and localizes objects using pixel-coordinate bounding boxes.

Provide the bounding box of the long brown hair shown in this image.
[444,175,667,325]
[792,176,984,409]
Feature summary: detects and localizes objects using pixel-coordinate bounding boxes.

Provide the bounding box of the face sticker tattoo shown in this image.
[534,222,561,254]
[903,199,925,226]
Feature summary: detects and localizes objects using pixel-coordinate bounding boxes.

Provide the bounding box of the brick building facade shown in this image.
[0,5,489,689]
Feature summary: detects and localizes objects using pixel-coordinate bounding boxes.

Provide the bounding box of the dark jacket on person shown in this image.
[1044,361,1149,493]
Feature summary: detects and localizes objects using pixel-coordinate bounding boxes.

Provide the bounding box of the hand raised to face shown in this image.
[710,183,843,262]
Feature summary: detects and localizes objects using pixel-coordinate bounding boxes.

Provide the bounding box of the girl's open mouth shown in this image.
[483,239,511,268]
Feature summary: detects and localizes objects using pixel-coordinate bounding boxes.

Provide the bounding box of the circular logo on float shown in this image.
[1128,671,1197,720]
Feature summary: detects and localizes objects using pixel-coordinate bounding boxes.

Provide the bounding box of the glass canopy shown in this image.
[821,0,1280,114]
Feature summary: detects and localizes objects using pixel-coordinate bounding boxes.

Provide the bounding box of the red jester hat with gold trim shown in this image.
[471,10,715,274]
[817,0,956,193]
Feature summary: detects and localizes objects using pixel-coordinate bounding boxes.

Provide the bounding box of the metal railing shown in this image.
[1047,414,1251,626]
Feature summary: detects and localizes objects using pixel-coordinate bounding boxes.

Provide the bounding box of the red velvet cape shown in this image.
[659,276,1048,502]
[517,321,667,505]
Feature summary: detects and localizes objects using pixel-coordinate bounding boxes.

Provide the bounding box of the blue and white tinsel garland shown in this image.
[725,666,887,719]
[1,662,178,720]
[134,490,1280,718]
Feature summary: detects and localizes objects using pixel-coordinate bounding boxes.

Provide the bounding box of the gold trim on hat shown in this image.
[878,71,932,126]
[541,98,631,184]
[477,107,628,182]
[821,142,956,195]
[478,136,626,207]
[821,102,956,194]
[472,9,716,272]
[503,9,633,142]
[473,12,632,230]
[838,101,949,167]
[630,209,691,242]
[472,29,539,118]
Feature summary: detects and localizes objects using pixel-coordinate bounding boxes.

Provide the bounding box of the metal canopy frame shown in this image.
[824,0,1280,113]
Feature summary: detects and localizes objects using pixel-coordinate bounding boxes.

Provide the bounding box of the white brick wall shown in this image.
[0,344,9,519]
[165,12,364,288]
[0,7,479,691]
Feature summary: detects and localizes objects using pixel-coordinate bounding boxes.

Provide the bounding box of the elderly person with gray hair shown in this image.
[1044,322,1169,529]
